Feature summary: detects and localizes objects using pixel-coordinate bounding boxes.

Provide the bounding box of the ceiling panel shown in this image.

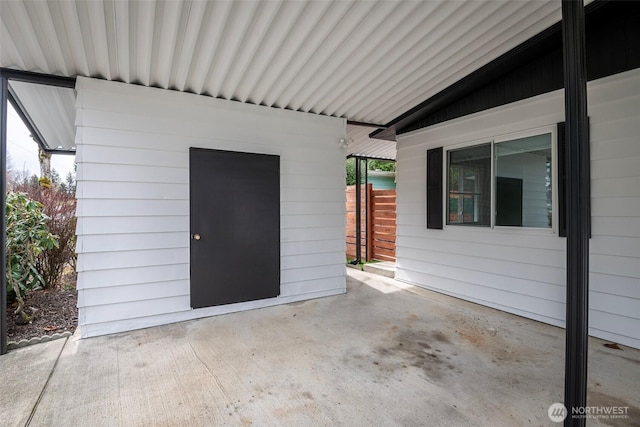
[1,0,570,157]
[8,80,77,152]
[347,124,395,160]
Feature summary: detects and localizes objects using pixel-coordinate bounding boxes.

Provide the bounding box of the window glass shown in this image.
[495,133,552,228]
[447,143,491,226]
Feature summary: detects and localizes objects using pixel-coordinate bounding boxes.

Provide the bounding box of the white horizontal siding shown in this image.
[78,248,190,272]
[592,177,640,198]
[398,246,564,286]
[82,296,191,325]
[587,69,640,347]
[78,264,189,289]
[76,216,188,235]
[77,199,188,217]
[281,240,346,256]
[281,214,346,229]
[77,162,189,184]
[591,217,640,238]
[75,77,346,338]
[281,252,346,270]
[396,68,640,349]
[79,232,188,253]
[77,181,189,200]
[281,227,345,243]
[78,280,190,307]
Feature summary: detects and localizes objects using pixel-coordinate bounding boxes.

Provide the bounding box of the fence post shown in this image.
[366,184,373,261]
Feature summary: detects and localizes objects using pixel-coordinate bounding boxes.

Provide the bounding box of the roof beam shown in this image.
[0,68,76,88]
[346,120,386,129]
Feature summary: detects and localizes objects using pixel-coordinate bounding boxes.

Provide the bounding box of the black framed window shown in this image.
[447,144,491,226]
[442,129,554,229]
[495,133,552,228]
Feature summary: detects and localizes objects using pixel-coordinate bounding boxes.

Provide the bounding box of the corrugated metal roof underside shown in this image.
[8,81,77,152]
[347,124,395,160]
[0,0,573,157]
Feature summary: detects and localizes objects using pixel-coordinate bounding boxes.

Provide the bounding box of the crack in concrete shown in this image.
[24,336,68,427]
[187,340,236,412]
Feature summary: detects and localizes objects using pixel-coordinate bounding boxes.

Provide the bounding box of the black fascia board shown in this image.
[369,0,612,141]
[346,154,396,162]
[0,68,76,88]
[369,126,396,142]
[346,120,387,129]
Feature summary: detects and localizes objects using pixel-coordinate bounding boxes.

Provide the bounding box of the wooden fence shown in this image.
[346,184,396,262]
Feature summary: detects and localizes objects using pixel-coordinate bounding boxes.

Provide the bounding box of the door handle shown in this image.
[192,234,201,240]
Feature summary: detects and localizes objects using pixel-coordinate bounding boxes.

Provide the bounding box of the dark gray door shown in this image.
[189,148,280,309]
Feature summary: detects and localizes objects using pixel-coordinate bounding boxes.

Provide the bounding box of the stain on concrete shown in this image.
[272,401,320,421]
[431,330,449,343]
[449,314,547,366]
[160,324,187,339]
[288,300,311,307]
[371,329,458,382]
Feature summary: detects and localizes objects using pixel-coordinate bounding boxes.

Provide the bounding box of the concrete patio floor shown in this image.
[1,269,639,427]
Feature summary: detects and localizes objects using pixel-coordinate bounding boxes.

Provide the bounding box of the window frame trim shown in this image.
[443,124,558,234]
[445,140,493,227]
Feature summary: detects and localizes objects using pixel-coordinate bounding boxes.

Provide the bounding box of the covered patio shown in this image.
[2,269,638,426]
[2,1,639,425]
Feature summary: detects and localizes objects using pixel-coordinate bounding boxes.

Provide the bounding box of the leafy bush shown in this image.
[346,158,356,185]
[346,158,397,185]
[5,192,58,320]
[10,173,77,288]
[35,186,77,287]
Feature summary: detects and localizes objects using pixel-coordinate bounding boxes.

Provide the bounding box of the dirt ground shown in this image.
[5,274,77,343]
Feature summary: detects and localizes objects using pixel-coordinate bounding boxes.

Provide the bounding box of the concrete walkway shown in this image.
[1,269,639,426]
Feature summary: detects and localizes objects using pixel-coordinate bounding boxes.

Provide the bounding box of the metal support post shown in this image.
[562,1,590,424]
[354,157,362,263]
[1,76,8,355]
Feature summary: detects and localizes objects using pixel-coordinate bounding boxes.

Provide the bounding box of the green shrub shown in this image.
[5,192,58,320]
[34,187,77,288]
[10,172,77,289]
